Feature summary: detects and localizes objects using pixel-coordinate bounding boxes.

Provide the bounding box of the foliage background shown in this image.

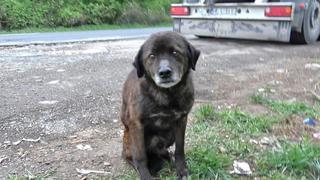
[0,0,179,30]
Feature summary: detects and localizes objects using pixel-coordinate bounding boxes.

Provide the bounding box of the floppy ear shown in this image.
[133,46,145,78]
[187,42,200,71]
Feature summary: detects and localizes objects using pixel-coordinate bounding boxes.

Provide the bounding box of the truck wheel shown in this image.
[291,0,320,44]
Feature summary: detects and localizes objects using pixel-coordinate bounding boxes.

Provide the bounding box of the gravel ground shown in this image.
[0,36,319,179]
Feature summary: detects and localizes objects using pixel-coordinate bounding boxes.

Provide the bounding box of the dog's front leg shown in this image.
[174,116,189,180]
[129,121,153,180]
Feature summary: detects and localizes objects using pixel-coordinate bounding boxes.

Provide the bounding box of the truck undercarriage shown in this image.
[171,0,320,43]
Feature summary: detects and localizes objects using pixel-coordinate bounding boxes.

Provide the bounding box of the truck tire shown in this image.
[291,0,320,44]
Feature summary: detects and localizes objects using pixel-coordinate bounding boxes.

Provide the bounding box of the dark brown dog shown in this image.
[121,31,200,180]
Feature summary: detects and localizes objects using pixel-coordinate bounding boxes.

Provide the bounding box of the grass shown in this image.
[0,22,171,34]
[8,169,56,180]
[258,140,320,178]
[152,95,320,179]
[251,94,320,118]
[196,104,277,135]
[187,147,231,179]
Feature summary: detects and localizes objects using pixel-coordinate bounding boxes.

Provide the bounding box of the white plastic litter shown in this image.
[230,160,252,175]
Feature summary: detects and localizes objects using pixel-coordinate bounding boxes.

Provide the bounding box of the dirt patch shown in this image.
[272,115,317,141]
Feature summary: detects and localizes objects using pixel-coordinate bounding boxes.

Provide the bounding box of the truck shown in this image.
[170,0,320,44]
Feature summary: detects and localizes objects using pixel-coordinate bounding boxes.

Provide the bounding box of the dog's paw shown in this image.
[140,173,155,180]
[177,168,189,180]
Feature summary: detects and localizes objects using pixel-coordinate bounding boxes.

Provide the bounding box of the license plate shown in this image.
[210,8,237,16]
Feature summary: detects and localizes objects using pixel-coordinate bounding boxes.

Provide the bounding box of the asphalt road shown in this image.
[0,27,172,46]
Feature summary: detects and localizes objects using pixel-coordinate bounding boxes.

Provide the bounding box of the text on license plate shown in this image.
[211,8,237,16]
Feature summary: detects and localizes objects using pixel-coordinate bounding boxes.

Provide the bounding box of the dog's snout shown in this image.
[158,67,172,79]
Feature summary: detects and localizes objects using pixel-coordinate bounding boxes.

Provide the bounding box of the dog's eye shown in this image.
[172,50,179,56]
[149,54,155,59]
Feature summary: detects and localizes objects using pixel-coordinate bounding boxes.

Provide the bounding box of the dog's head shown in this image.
[133,31,200,88]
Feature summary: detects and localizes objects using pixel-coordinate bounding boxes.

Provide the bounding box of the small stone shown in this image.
[268,80,283,85]
[218,146,227,153]
[76,144,93,151]
[249,139,258,144]
[104,162,111,166]
[260,137,273,145]
[57,69,66,72]
[287,98,297,103]
[313,132,320,139]
[276,69,285,73]
[305,63,320,70]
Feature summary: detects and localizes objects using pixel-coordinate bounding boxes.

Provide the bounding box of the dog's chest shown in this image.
[145,110,187,129]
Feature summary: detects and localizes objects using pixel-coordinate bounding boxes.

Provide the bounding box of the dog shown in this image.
[120,31,200,180]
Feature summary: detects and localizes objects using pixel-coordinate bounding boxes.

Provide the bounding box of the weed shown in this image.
[194,104,216,122]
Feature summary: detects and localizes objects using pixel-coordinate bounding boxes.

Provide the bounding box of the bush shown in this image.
[0,0,178,30]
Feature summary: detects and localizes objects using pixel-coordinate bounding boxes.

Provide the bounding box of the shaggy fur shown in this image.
[121,31,200,180]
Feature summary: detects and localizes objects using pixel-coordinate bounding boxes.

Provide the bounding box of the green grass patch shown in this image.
[0,22,171,34]
[195,104,277,135]
[216,109,276,135]
[251,94,320,118]
[258,140,320,178]
[187,147,231,179]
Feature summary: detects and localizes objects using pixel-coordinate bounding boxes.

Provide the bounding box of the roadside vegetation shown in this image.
[0,23,170,34]
[0,0,178,32]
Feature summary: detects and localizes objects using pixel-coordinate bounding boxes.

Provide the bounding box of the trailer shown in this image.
[170,0,320,44]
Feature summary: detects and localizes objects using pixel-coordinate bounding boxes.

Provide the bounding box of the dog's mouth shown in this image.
[153,74,181,88]
[158,80,178,88]
[160,79,174,84]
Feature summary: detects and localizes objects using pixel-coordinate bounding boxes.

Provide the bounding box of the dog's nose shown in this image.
[158,67,172,79]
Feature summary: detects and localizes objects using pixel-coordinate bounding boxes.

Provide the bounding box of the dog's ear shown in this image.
[187,42,200,71]
[133,46,145,78]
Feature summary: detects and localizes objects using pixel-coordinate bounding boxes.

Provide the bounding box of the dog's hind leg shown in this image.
[122,128,132,161]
